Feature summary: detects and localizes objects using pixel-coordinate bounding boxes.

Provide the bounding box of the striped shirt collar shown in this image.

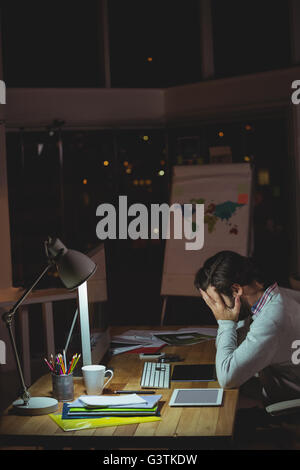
[251,282,279,317]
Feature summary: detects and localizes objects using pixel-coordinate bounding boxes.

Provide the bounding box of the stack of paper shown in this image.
[110,330,166,355]
[61,394,162,419]
[109,328,217,355]
[154,328,217,346]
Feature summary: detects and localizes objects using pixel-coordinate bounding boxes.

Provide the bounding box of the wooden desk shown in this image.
[0,326,239,449]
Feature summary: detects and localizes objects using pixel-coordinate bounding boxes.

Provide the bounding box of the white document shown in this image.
[78,394,147,408]
[112,329,167,348]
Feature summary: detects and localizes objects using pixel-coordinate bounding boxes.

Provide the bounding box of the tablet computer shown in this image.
[169,388,223,407]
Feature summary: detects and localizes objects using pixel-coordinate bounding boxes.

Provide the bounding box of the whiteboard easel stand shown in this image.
[160,296,168,326]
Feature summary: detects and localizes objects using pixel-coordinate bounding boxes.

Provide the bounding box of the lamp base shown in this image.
[12,397,58,415]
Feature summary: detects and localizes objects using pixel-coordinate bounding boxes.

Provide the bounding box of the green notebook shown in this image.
[62,404,159,418]
[69,405,158,413]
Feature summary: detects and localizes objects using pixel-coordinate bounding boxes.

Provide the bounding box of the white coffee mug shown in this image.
[82,365,114,395]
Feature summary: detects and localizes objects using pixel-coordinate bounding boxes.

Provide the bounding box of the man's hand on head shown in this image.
[200,287,241,322]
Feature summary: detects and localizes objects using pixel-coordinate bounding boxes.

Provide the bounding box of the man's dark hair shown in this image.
[194,251,271,297]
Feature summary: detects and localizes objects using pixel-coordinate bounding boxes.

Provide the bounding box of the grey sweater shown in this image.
[216,285,300,404]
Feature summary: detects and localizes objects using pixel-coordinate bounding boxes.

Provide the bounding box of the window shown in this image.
[1,1,102,87]
[115,130,167,203]
[6,128,169,325]
[211,0,291,78]
[62,131,116,252]
[169,117,291,286]
[6,130,63,286]
[108,0,202,88]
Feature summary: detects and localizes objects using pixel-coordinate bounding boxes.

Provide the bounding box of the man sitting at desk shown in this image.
[194,250,300,405]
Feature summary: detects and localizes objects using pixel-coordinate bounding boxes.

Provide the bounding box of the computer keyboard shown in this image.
[140,361,171,388]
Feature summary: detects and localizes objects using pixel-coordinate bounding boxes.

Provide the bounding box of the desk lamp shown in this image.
[2,236,96,415]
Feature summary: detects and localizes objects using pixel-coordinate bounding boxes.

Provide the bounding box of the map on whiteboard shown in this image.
[161,163,253,297]
[187,198,248,235]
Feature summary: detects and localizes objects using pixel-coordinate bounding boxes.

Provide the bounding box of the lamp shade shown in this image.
[46,237,97,290]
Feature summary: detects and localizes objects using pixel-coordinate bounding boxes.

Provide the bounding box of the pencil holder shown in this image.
[52,373,74,402]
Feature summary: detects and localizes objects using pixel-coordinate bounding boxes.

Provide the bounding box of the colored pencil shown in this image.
[44,358,54,372]
[63,349,67,374]
[57,355,64,374]
[67,355,75,375]
[45,352,81,375]
[59,354,66,374]
[70,353,81,373]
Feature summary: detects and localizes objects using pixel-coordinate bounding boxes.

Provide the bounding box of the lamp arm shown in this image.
[5,320,30,404]
[2,263,53,405]
[3,264,52,323]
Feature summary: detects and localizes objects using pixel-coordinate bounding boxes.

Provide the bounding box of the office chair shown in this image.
[233,400,300,449]
[234,392,300,437]
[265,399,300,421]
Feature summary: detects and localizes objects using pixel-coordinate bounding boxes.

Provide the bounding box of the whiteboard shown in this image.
[86,243,107,303]
[161,163,253,297]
